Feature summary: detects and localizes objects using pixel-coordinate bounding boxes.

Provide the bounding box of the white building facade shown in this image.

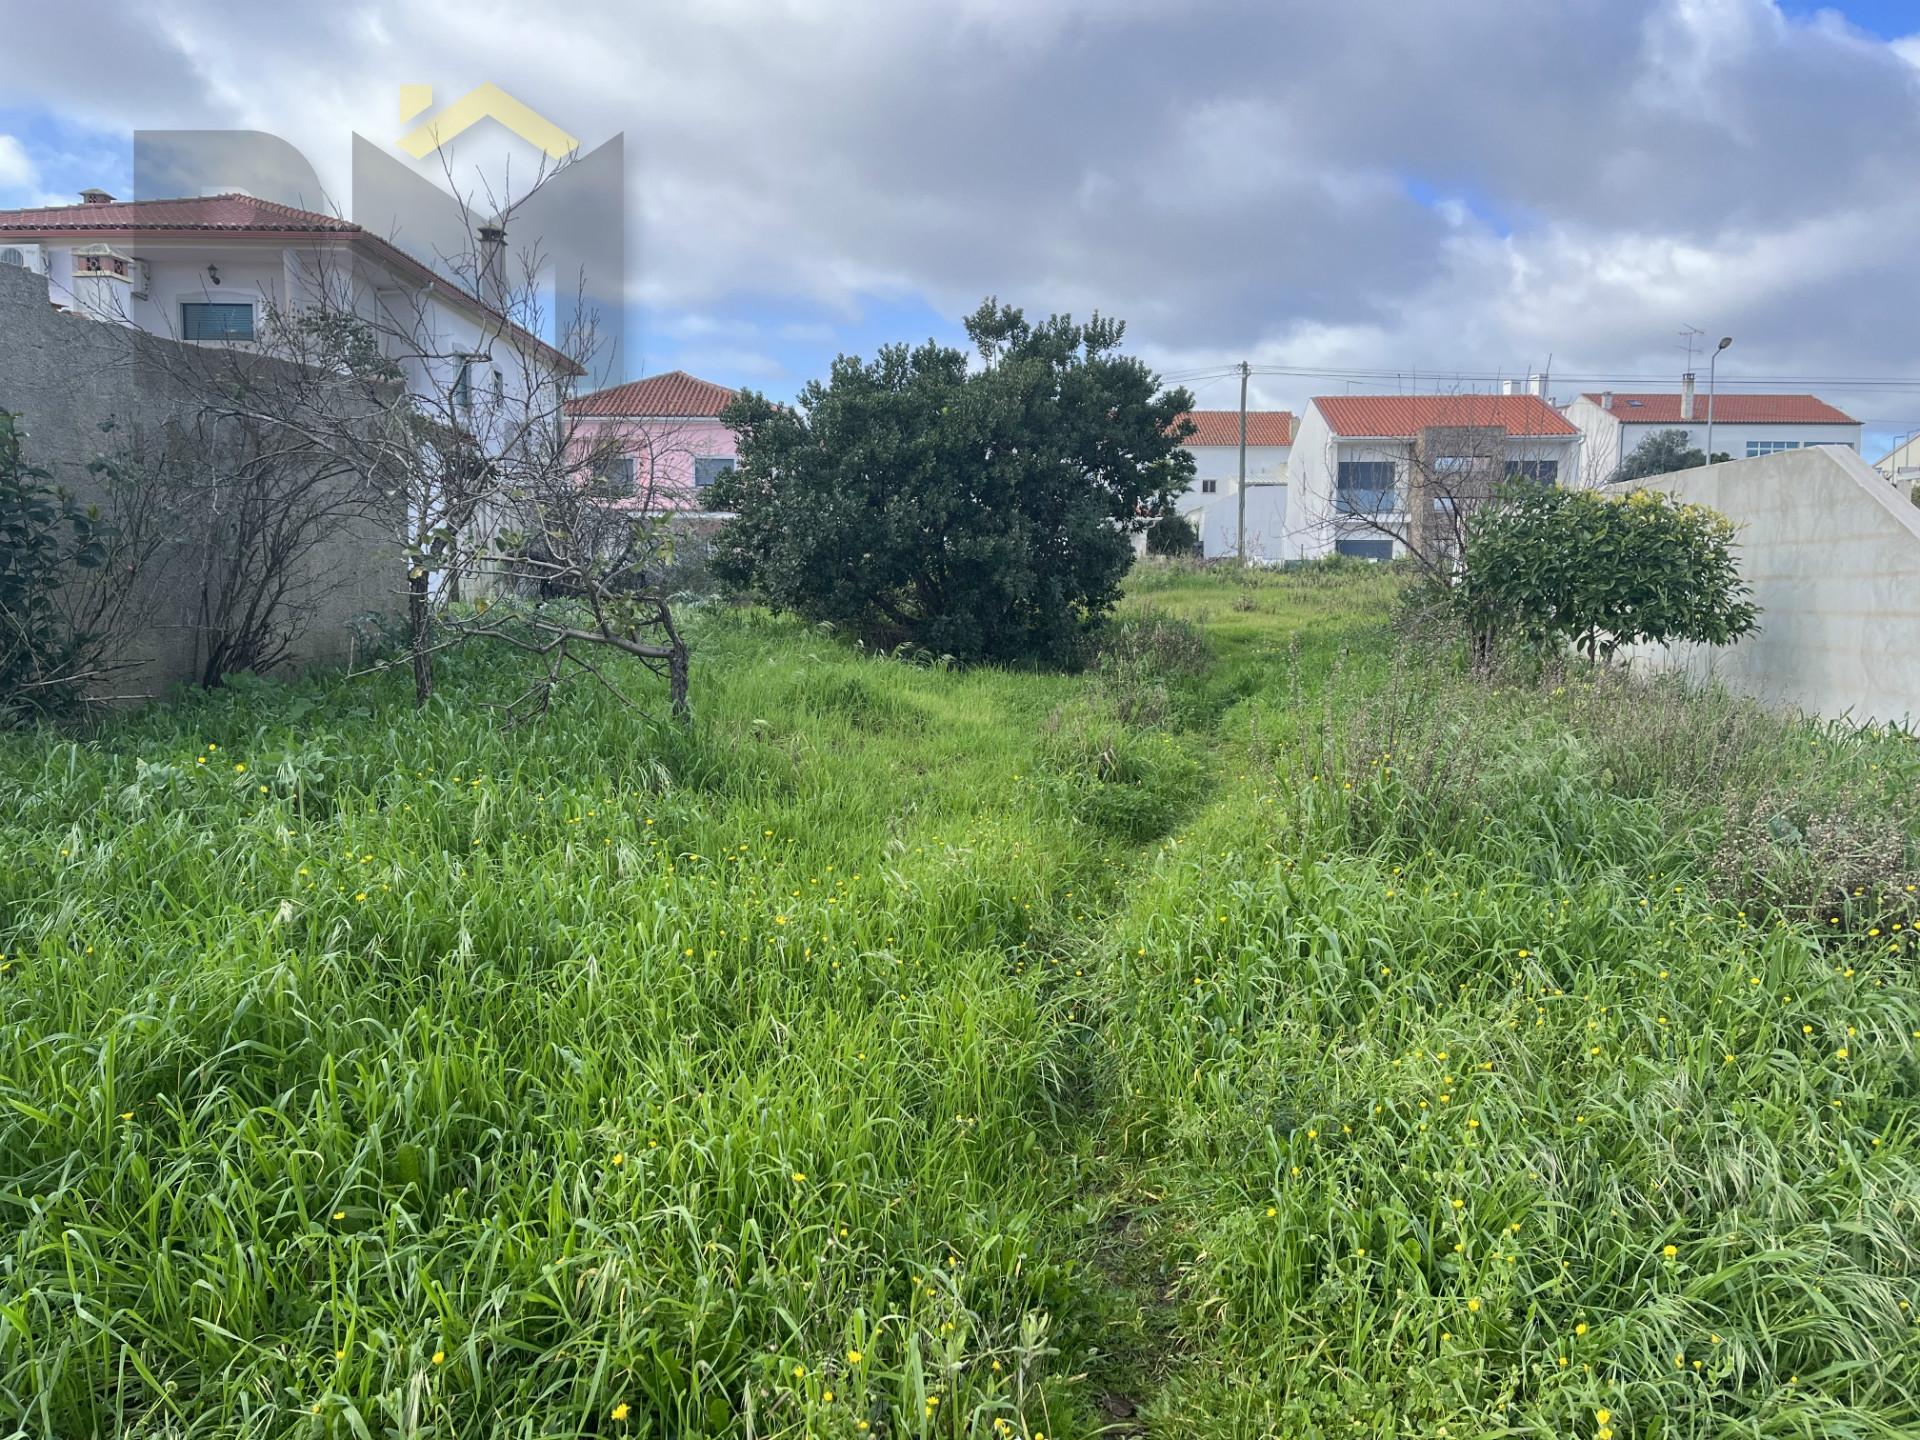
[0,191,581,437]
[1169,409,1293,561]
[1289,394,1583,560]
[1565,386,1860,481]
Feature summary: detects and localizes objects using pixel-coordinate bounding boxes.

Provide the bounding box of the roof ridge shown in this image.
[0,192,360,229]
[564,370,740,417]
[1576,389,1835,397]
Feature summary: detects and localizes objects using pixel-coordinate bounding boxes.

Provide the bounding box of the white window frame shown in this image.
[178,295,261,344]
[693,456,735,491]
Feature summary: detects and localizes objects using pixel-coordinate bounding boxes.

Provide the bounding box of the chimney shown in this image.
[1501,379,1516,396]
[1680,372,1695,422]
[79,188,116,205]
[476,222,507,310]
[1601,390,1613,411]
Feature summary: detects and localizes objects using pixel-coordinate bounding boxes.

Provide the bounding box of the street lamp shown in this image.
[1706,335,1732,463]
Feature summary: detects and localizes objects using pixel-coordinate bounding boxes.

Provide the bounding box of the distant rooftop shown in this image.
[566,370,737,418]
[1174,410,1294,447]
[1314,393,1578,439]
[1578,393,1858,425]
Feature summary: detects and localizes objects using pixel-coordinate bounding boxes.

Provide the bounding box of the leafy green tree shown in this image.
[1457,482,1759,662]
[711,299,1195,664]
[0,411,121,724]
[1145,510,1200,557]
[1610,428,1730,483]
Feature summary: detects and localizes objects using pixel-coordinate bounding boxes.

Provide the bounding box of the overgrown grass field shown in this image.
[3,565,1917,1438]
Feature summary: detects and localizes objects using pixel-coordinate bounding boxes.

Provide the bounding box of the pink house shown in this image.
[564,370,740,512]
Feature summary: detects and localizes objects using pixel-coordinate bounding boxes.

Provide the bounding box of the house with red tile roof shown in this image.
[1166,409,1295,560]
[1288,393,1583,561]
[562,370,741,512]
[1564,384,1860,479]
[0,189,582,414]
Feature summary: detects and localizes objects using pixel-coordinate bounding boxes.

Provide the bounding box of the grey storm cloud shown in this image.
[4,0,1919,434]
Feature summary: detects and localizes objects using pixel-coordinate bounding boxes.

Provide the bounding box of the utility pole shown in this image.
[1236,359,1250,565]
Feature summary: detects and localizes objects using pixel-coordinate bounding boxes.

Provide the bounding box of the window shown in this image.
[1505,459,1559,484]
[492,368,505,405]
[693,456,735,490]
[180,302,254,342]
[589,456,637,500]
[1746,440,1801,458]
[1335,537,1394,561]
[1336,460,1397,515]
[453,360,474,411]
[1200,478,1218,494]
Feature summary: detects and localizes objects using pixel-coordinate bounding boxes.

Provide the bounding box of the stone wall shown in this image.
[0,259,402,701]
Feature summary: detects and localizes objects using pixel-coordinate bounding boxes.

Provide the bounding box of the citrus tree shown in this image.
[1457,483,1759,662]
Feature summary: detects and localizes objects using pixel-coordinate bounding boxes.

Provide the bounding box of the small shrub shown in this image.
[1145,511,1200,557]
[0,410,115,725]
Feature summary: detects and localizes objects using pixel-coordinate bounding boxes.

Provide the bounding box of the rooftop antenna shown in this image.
[1679,325,1705,373]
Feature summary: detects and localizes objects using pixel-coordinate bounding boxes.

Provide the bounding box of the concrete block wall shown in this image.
[0,260,402,701]
[1615,445,1920,728]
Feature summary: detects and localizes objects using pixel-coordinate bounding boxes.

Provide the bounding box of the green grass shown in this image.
[2,563,1917,1438]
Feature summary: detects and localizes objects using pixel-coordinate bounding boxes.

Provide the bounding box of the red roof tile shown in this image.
[565,370,738,418]
[0,193,580,375]
[0,193,362,234]
[1313,394,1577,439]
[1175,410,1294,447]
[1576,393,1857,425]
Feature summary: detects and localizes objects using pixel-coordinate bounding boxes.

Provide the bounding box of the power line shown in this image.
[1232,362,1920,391]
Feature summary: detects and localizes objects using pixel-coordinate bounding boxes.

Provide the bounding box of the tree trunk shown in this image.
[1470,626,1494,676]
[409,570,433,707]
[668,636,689,719]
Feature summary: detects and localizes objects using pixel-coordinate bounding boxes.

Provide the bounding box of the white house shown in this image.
[0,190,581,429]
[1564,383,1860,480]
[1288,393,1582,560]
[1870,433,1920,509]
[1169,409,1293,561]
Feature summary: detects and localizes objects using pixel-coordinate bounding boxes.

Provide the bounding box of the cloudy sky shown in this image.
[3,0,1918,452]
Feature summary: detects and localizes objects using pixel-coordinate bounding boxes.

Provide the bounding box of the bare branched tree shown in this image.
[131,342,393,686]
[138,154,692,714]
[1319,390,1582,583]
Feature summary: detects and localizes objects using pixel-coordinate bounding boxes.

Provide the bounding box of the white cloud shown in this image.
[0,135,38,193]
[2,0,1918,438]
